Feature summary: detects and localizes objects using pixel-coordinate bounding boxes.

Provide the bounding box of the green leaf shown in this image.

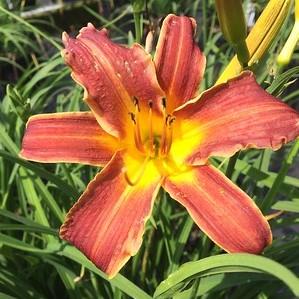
[171,216,194,272]
[0,208,45,227]
[0,150,79,199]
[0,268,46,299]
[0,233,55,253]
[261,140,299,212]
[154,253,299,299]
[6,85,31,123]
[0,224,58,235]
[58,245,153,299]
[272,198,299,213]
[0,6,61,49]
[0,292,17,299]
[266,66,299,96]
[173,273,270,299]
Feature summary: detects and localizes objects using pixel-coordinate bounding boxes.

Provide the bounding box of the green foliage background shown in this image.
[0,0,299,298]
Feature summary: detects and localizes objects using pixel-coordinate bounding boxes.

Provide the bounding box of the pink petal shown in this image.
[20,112,118,166]
[154,14,206,112]
[63,25,164,138]
[172,71,299,165]
[163,164,272,253]
[60,152,161,278]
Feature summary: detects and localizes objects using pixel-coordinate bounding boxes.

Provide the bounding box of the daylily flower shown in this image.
[20,14,299,278]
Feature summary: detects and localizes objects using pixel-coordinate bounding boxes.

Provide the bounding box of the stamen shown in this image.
[129,96,175,158]
[132,97,144,152]
[160,115,175,156]
[133,96,140,112]
[160,122,167,156]
[148,100,154,156]
[156,97,169,156]
[160,114,170,156]
[124,156,150,186]
[129,99,144,152]
[164,117,175,155]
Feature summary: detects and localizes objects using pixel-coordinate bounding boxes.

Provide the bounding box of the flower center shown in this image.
[129,97,175,159]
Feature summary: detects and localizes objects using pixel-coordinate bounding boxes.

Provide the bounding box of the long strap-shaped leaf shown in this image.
[58,245,153,299]
[154,253,299,299]
[0,234,153,299]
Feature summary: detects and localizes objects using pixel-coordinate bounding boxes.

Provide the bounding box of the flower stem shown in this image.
[131,0,144,43]
[133,12,142,43]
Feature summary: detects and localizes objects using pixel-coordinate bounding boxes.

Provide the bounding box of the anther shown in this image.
[165,116,175,154]
[162,97,166,109]
[133,96,140,112]
[165,114,171,124]
[169,116,176,125]
[129,112,136,124]
[129,110,144,152]
[160,113,175,156]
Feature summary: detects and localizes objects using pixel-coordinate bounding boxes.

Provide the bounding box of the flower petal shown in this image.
[20,112,118,166]
[63,24,164,138]
[172,71,299,165]
[60,152,161,278]
[163,164,272,253]
[154,14,206,112]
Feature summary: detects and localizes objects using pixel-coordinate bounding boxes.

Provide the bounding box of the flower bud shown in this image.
[277,0,299,66]
[215,0,250,66]
[217,0,292,84]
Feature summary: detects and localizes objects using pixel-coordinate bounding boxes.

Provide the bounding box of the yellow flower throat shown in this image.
[123,98,179,186]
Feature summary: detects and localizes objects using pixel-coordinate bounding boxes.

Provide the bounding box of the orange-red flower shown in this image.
[20,14,299,278]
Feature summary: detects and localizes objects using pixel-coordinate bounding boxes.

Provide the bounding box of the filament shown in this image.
[159,101,168,156]
[131,98,144,153]
[160,114,175,156]
[148,101,154,156]
[164,119,174,155]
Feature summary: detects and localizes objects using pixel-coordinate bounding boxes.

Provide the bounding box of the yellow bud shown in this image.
[215,0,250,66]
[277,0,299,66]
[216,0,292,84]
